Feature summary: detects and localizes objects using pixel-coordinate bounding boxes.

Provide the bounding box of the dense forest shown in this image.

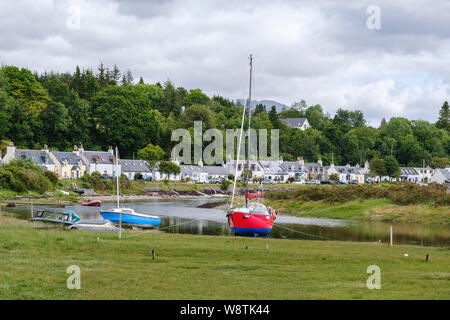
[0,64,449,168]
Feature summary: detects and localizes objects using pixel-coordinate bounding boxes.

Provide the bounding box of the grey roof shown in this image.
[180,165,207,175]
[52,151,84,165]
[281,118,308,128]
[435,169,450,180]
[330,165,362,174]
[119,159,151,173]
[282,161,303,172]
[400,167,419,175]
[82,151,115,165]
[202,166,231,176]
[259,160,288,175]
[15,149,54,165]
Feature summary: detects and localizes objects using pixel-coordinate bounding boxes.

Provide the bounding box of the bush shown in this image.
[44,171,59,185]
[0,159,53,194]
[220,178,231,191]
[265,183,450,206]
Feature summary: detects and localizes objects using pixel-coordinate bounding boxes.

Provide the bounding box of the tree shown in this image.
[97,63,108,89]
[370,158,386,181]
[329,173,339,181]
[183,104,215,129]
[160,80,182,117]
[137,143,165,168]
[158,161,180,180]
[182,89,210,107]
[384,156,400,180]
[436,101,449,132]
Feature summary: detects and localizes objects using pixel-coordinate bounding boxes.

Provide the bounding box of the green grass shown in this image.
[264,198,450,225]
[0,216,448,299]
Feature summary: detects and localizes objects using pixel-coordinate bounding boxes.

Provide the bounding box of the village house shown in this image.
[280,118,311,130]
[75,145,121,177]
[429,168,450,185]
[49,151,87,179]
[414,166,434,183]
[224,159,265,181]
[179,161,208,183]
[202,164,231,181]
[0,143,57,173]
[259,160,289,182]
[400,167,420,183]
[325,163,367,184]
[119,159,152,180]
[282,159,308,181]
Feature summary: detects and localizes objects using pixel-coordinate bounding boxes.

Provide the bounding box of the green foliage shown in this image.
[137,143,165,168]
[384,155,400,179]
[220,178,231,191]
[329,173,339,181]
[265,183,449,206]
[0,159,52,193]
[158,161,181,177]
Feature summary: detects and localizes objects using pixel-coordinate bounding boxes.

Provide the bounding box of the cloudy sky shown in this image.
[0,0,449,126]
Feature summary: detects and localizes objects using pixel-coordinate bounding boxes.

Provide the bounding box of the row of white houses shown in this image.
[1,143,449,186]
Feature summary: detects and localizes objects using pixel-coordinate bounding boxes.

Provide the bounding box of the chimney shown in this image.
[198,159,203,167]
[355,163,360,168]
[7,142,16,156]
[364,160,369,170]
[43,144,49,153]
[297,157,304,166]
[279,156,283,164]
[317,158,323,166]
[108,146,114,155]
[79,144,84,154]
[346,163,350,168]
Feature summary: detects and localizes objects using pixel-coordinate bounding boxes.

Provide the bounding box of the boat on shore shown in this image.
[82,199,102,207]
[29,209,80,229]
[226,55,277,237]
[100,147,161,230]
[100,208,160,227]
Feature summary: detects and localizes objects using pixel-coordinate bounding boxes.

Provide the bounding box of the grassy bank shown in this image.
[264,198,450,224]
[0,216,448,299]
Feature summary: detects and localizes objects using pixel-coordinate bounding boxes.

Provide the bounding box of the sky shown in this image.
[0,0,449,126]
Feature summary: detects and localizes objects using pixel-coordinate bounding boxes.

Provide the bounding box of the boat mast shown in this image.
[245,54,253,208]
[116,146,120,209]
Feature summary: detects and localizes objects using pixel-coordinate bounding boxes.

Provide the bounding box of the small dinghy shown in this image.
[68,219,124,232]
[82,199,102,207]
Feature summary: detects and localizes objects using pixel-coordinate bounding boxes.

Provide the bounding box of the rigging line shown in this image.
[272,223,335,241]
[230,67,250,209]
[123,218,213,239]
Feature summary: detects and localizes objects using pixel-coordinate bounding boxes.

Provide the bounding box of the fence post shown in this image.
[389,225,393,246]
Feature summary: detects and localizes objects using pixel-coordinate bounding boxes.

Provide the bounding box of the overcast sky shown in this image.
[0,0,449,126]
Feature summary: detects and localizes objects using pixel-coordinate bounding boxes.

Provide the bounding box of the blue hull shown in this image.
[231,227,272,237]
[100,211,161,226]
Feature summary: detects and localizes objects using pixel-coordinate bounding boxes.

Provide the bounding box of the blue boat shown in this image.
[100,208,161,227]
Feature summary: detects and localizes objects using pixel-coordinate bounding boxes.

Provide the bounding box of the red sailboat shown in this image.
[226,55,277,237]
[82,199,102,207]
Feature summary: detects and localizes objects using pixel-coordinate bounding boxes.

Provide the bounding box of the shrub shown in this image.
[220,178,231,191]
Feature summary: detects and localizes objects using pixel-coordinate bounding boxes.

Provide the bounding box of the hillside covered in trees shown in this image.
[0,64,449,168]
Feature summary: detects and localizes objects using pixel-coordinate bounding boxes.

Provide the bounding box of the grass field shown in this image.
[0,216,448,300]
[263,198,450,225]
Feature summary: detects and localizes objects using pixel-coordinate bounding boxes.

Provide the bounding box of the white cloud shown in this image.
[0,0,448,124]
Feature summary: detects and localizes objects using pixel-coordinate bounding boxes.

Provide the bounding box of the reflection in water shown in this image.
[2,198,449,247]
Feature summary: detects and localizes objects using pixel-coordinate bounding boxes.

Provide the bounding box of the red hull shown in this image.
[227,210,274,236]
[82,200,102,207]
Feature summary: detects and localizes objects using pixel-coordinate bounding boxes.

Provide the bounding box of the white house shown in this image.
[119,159,152,180]
[75,145,121,177]
[0,143,57,173]
[224,159,265,180]
[280,118,311,130]
[179,163,208,183]
[400,167,420,183]
[258,160,289,182]
[414,166,434,183]
[429,168,450,185]
[202,164,231,181]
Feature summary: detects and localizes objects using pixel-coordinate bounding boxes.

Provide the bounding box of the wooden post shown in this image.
[389,225,393,246]
[30,201,33,218]
[152,250,156,260]
[426,254,429,262]
[265,243,269,250]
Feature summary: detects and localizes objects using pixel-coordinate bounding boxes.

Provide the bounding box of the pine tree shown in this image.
[97,62,108,89]
[436,101,449,132]
[138,76,144,84]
